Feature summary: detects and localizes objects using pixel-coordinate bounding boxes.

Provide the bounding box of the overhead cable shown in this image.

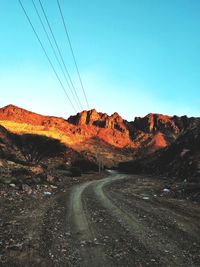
[18,0,77,112]
[57,0,90,109]
[32,0,81,110]
[38,0,83,110]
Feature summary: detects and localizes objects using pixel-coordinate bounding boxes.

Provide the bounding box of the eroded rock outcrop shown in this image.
[0,104,199,166]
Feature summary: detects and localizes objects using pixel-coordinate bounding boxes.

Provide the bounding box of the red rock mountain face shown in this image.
[119,118,200,181]
[68,109,127,132]
[0,104,198,164]
[0,104,67,127]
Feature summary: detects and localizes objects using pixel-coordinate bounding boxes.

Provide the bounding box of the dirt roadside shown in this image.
[66,173,200,267]
[0,172,106,267]
[1,173,200,267]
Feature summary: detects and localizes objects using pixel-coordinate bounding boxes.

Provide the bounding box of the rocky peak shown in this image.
[0,104,24,115]
[68,109,101,126]
[0,104,67,127]
[77,110,88,125]
[86,109,101,125]
[111,112,120,119]
[68,109,127,133]
[133,113,180,134]
[0,104,39,124]
[105,112,127,132]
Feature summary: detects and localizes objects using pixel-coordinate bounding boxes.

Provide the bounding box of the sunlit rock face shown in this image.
[133,113,180,134]
[0,104,198,166]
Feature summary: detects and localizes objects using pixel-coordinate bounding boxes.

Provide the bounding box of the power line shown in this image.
[31,0,81,110]
[38,0,83,110]
[18,0,77,113]
[56,0,90,109]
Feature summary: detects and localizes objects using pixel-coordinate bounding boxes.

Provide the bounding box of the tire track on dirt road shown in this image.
[108,190,200,265]
[110,190,200,240]
[68,173,199,266]
[92,174,194,266]
[69,181,109,267]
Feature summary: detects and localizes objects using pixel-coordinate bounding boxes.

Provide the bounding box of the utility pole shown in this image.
[96,152,102,173]
[101,160,104,172]
[98,160,101,174]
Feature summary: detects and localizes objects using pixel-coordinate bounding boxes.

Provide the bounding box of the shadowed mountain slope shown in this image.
[0,104,199,166]
[119,119,200,181]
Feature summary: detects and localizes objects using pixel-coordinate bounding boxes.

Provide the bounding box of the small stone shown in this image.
[50,185,57,189]
[44,191,52,196]
[47,175,54,183]
[163,188,170,193]
[22,184,32,194]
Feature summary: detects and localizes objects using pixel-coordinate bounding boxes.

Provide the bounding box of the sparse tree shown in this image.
[11,133,66,163]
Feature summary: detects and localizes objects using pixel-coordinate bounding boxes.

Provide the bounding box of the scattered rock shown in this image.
[47,175,55,183]
[6,243,23,250]
[163,188,170,193]
[21,184,32,194]
[30,166,44,174]
[44,191,52,197]
[50,185,57,189]
[142,196,150,200]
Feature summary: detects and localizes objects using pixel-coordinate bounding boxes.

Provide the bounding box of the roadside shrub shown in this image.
[12,168,32,177]
[56,163,68,170]
[40,163,48,170]
[10,133,66,164]
[118,160,143,174]
[69,166,82,177]
[72,159,98,173]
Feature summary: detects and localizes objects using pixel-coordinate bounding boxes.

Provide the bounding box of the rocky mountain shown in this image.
[68,109,127,132]
[119,119,200,181]
[0,105,133,166]
[0,104,69,129]
[0,104,199,167]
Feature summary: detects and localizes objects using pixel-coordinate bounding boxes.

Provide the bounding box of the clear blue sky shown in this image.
[0,0,200,120]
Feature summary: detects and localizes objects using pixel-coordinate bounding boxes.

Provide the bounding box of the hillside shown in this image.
[0,104,199,167]
[119,119,200,181]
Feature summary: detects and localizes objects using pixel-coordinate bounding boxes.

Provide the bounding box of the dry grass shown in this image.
[0,120,133,166]
[0,120,73,145]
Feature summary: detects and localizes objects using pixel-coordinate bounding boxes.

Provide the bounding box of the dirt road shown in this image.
[66,173,200,267]
[1,173,200,266]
